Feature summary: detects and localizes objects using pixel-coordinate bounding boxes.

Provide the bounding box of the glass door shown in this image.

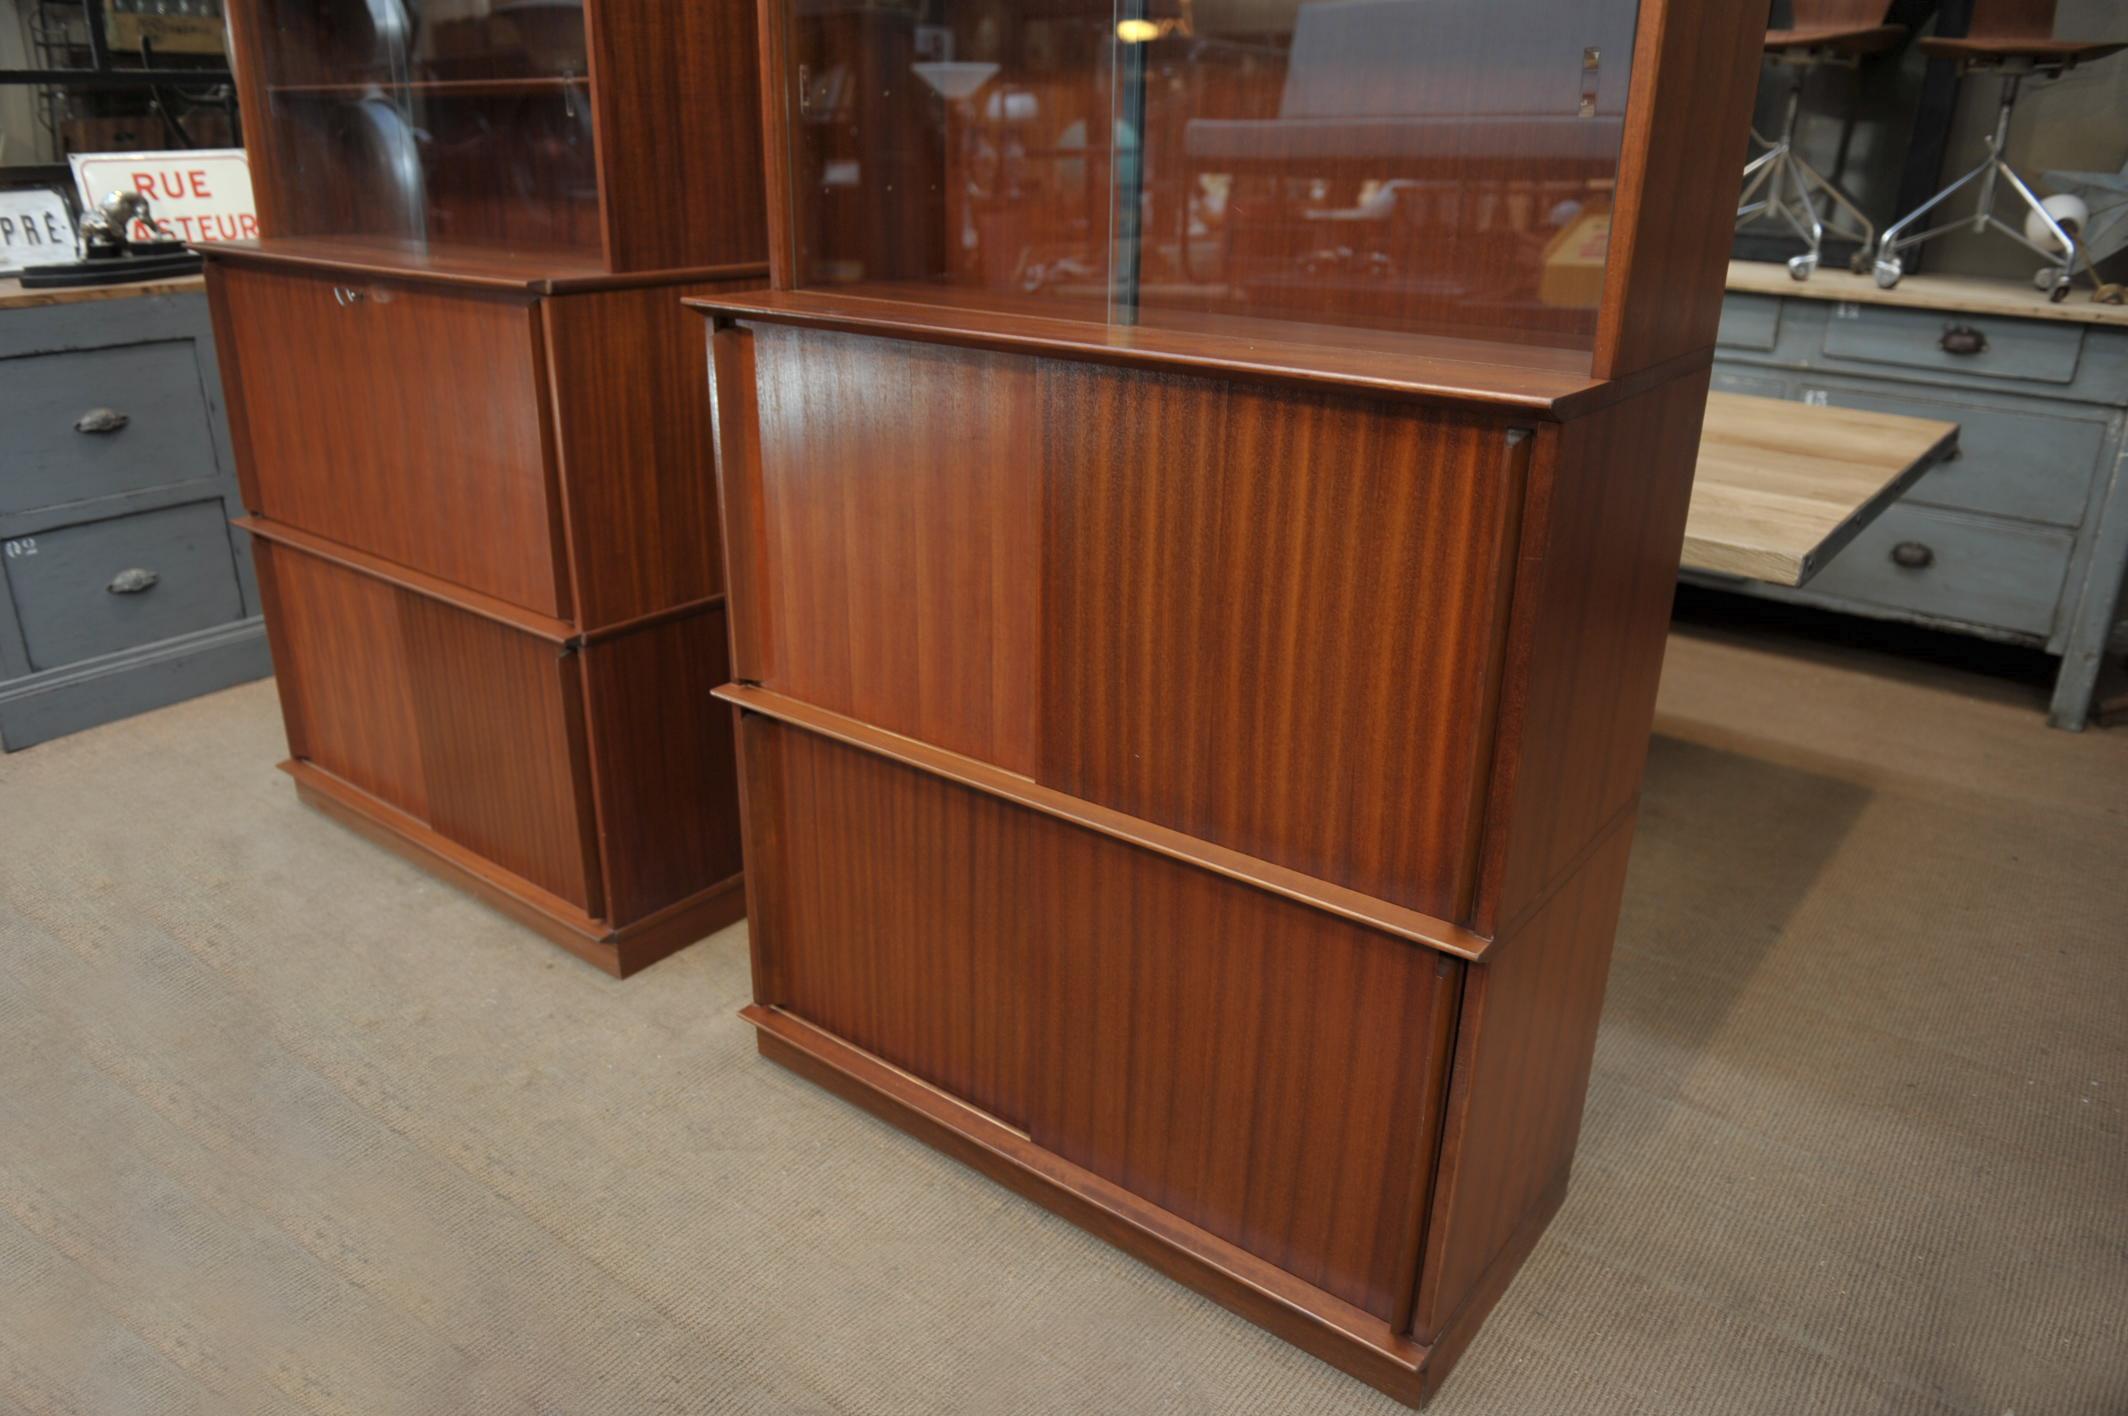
[253,0,599,261]
[782,0,1644,363]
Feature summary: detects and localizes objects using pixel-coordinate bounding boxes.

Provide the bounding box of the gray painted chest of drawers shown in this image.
[1704,267,2128,730]
[0,278,269,750]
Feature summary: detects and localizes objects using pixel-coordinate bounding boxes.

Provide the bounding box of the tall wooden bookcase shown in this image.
[203,0,767,975]
[699,0,1761,1400]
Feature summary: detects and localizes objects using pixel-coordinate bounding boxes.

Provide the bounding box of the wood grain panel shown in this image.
[579,605,746,925]
[750,716,1036,1127]
[588,0,767,274]
[213,263,566,615]
[545,282,736,629]
[1591,0,1764,379]
[217,0,287,241]
[708,320,772,680]
[1030,825,1462,1322]
[1474,369,1710,935]
[1413,819,1636,1343]
[747,716,1460,1322]
[257,539,602,917]
[255,540,428,818]
[400,595,600,913]
[749,325,1041,771]
[1042,365,1528,922]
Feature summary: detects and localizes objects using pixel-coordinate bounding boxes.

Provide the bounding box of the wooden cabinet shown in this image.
[252,539,742,963]
[204,0,768,974]
[704,0,1763,1401]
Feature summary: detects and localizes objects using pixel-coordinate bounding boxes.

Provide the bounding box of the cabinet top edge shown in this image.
[197,238,770,296]
[686,289,1636,418]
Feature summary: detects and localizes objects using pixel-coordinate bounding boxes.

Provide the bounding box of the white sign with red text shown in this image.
[68,150,259,245]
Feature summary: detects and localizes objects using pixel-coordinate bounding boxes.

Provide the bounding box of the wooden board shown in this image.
[1726,260,2128,329]
[1685,392,1959,586]
[0,274,206,312]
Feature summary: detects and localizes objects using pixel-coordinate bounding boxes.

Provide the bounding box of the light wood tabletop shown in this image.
[1687,391,1960,586]
[1727,259,2128,327]
[0,273,206,312]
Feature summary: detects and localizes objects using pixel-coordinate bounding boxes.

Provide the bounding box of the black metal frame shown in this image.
[2,1,240,155]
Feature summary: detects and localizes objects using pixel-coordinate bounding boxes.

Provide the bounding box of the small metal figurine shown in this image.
[18,189,204,289]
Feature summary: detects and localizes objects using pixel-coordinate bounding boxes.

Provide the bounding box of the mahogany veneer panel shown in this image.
[747,717,1461,1321]
[1043,365,1527,920]
[257,537,428,816]
[746,327,1041,772]
[732,325,1529,917]
[580,606,745,925]
[1592,0,1766,379]
[214,262,567,616]
[545,283,733,629]
[1472,370,1712,935]
[1415,819,1635,1344]
[398,593,602,913]
[261,542,598,911]
[589,0,768,274]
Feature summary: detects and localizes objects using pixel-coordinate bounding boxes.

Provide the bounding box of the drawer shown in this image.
[213,263,566,616]
[1716,295,1782,352]
[1820,303,2084,385]
[1810,384,2105,528]
[1712,365,1790,398]
[256,542,600,913]
[1799,503,2071,641]
[3,501,245,672]
[0,341,222,513]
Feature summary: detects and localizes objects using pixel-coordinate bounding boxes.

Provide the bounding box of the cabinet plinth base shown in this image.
[743,1003,1560,1408]
[289,762,746,977]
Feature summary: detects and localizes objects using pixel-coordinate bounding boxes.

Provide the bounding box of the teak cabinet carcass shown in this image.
[202,0,768,974]
[698,0,1763,1401]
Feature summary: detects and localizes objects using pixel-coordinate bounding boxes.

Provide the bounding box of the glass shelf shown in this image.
[780,0,1643,363]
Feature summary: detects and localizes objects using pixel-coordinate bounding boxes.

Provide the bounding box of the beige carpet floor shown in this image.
[2,624,2123,1415]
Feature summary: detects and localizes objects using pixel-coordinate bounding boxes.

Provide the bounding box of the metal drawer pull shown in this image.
[1939,324,1987,356]
[74,407,130,434]
[107,567,160,595]
[332,285,368,306]
[1890,541,1935,570]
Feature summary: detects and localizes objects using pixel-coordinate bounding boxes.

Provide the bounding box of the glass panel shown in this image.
[784,0,1643,362]
[253,1,599,261]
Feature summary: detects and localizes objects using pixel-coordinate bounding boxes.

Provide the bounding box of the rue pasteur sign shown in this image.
[69,150,259,244]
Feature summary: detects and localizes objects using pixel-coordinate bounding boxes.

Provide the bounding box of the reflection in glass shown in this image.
[786,0,1642,360]
[253,0,598,261]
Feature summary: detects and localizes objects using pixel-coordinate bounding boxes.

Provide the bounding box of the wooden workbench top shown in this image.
[1687,391,1959,586]
[1727,259,2128,328]
[0,273,206,312]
